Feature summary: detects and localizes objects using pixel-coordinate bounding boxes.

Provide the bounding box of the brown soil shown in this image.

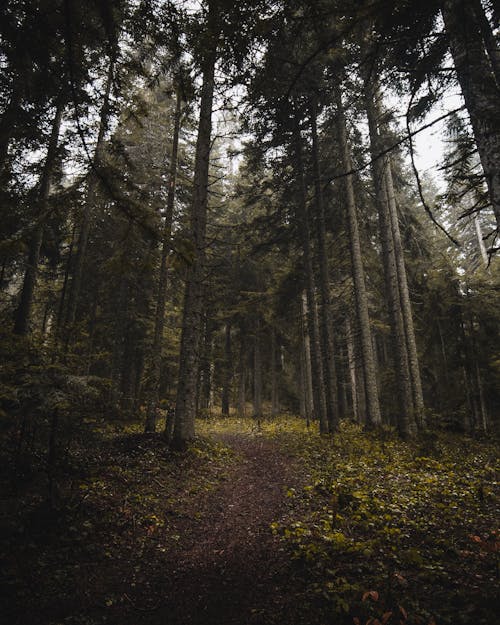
[138,432,309,625]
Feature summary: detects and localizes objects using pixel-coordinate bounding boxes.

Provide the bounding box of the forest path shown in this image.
[146,430,307,625]
[3,424,314,625]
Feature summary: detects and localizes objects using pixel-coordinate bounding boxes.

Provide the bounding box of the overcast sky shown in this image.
[411,91,464,192]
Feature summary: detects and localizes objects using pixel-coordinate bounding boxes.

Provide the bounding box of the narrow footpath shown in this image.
[2,427,318,625]
[145,432,307,625]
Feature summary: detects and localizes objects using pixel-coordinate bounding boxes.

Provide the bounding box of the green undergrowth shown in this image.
[196,414,312,437]
[262,419,499,625]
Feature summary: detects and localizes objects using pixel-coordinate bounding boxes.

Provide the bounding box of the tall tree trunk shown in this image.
[237,331,246,417]
[355,328,368,425]
[84,282,99,375]
[475,361,488,432]
[253,318,263,422]
[461,365,474,432]
[13,100,64,335]
[56,222,77,331]
[293,117,329,434]
[198,318,214,412]
[170,5,219,449]
[442,0,500,230]
[133,347,144,413]
[298,342,307,422]
[310,98,339,431]
[459,302,478,431]
[334,84,381,427]
[474,215,489,267]
[221,321,232,416]
[0,258,7,291]
[65,57,115,334]
[384,160,425,428]
[301,293,314,426]
[41,300,51,336]
[145,86,182,432]
[47,408,60,510]
[345,317,358,421]
[270,327,279,417]
[336,344,348,421]
[109,272,128,406]
[437,318,449,384]
[120,329,136,413]
[365,84,416,437]
[471,0,500,85]
[466,307,488,432]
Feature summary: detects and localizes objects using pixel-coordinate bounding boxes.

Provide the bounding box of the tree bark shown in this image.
[310,98,339,431]
[84,281,100,375]
[293,117,329,434]
[466,304,488,432]
[56,222,77,331]
[13,99,64,335]
[270,326,279,417]
[475,360,488,432]
[237,331,246,417]
[198,318,214,412]
[470,0,500,85]
[442,0,500,230]
[0,259,6,291]
[384,160,425,428]
[47,408,60,510]
[336,344,348,421]
[221,321,232,416]
[253,318,263,422]
[300,293,314,426]
[170,4,219,448]
[461,365,474,432]
[334,84,381,427]
[365,84,416,437]
[41,299,51,336]
[474,214,489,267]
[145,85,182,432]
[120,329,136,413]
[132,347,144,414]
[298,341,307,422]
[345,317,358,422]
[109,273,128,406]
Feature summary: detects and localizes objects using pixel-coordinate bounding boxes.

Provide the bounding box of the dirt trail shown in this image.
[146,432,306,625]
[2,429,313,625]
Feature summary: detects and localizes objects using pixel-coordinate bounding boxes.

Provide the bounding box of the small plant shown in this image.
[470,531,500,577]
[353,589,436,625]
[469,530,499,554]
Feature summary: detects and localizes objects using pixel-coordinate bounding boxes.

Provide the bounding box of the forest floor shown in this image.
[0,417,499,625]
